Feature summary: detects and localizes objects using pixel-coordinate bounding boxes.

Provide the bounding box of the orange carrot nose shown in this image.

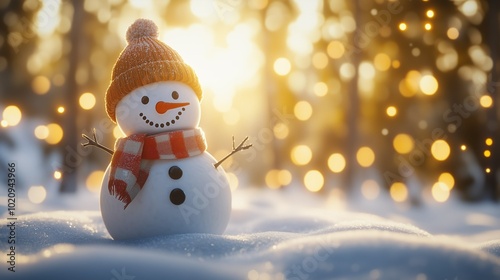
[155,101,190,114]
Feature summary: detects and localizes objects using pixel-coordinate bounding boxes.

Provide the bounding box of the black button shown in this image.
[168,166,183,179]
[170,188,185,205]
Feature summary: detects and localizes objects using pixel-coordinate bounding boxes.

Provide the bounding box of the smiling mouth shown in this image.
[139,107,186,128]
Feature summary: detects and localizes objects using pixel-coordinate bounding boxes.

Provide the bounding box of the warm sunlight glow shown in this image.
[28,186,47,204]
[328,153,346,173]
[431,140,450,161]
[79,92,96,110]
[2,105,22,127]
[291,145,312,166]
[113,126,124,139]
[390,182,408,202]
[356,146,375,167]
[304,170,324,192]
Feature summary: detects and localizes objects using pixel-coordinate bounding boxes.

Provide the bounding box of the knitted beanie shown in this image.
[105,19,202,122]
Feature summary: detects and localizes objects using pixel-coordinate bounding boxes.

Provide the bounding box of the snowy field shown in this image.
[1,185,500,280]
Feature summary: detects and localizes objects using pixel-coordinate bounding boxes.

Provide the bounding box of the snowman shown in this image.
[82,19,251,240]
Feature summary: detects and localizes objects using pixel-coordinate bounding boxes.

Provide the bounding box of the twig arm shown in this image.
[81,128,114,155]
[214,136,252,169]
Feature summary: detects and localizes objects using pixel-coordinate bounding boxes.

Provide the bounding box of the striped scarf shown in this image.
[108,128,206,209]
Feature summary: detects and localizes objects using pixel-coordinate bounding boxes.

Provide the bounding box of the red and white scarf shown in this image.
[108,128,206,208]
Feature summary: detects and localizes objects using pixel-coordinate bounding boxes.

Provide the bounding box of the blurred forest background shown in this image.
[1,0,499,206]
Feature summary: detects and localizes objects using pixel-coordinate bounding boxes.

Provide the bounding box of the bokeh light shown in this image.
[57,106,65,113]
[32,75,51,95]
[438,172,455,190]
[361,180,380,200]
[291,145,312,166]
[390,182,408,202]
[419,75,439,95]
[45,123,64,145]
[274,58,291,76]
[393,134,414,154]
[34,125,49,140]
[327,41,345,59]
[399,22,407,31]
[426,9,435,18]
[432,182,450,203]
[431,140,451,161]
[328,153,346,173]
[79,92,96,110]
[447,27,459,40]
[28,186,47,204]
[294,101,313,121]
[356,146,375,167]
[479,95,493,108]
[2,105,22,127]
[485,138,493,146]
[386,106,397,117]
[54,171,62,180]
[304,170,324,192]
[86,170,104,192]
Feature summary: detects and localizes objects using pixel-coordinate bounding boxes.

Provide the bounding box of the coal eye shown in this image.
[170,188,185,205]
[172,91,179,100]
[141,96,149,105]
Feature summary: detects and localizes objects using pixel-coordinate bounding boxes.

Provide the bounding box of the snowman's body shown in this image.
[100,81,232,240]
[100,153,231,240]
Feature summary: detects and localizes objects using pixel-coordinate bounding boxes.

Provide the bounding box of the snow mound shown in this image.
[1,209,500,280]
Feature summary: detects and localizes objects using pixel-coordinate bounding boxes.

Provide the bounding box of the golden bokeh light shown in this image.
[461,144,467,151]
[426,9,435,18]
[54,171,62,180]
[86,170,104,192]
[294,100,313,121]
[327,153,346,173]
[28,186,47,204]
[361,180,380,200]
[419,75,439,95]
[431,140,450,161]
[312,52,328,69]
[386,106,397,117]
[45,123,64,145]
[227,172,239,191]
[399,22,407,31]
[486,138,493,146]
[374,53,391,71]
[291,145,312,166]
[356,146,375,167]
[486,168,491,173]
[479,95,493,108]
[313,82,328,97]
[424,23,432,31]
[432,182,450,203]
[57,106,65,113]
[393,133,414,154]
[34,125,49,140]
[304,170,324,192]
[79,92,96,110]
[390,182,408,202]
[484,150,491,158]
[274,57,291,76]
[438,172,455,190]
[265,169,292,189]
[447,27,459,40]
[273,122,289,139]
[279,169,292,186]
[1,120,7,127]
[32,75,51,95]
[339,63,356,80]
[2,105,22,127]
[327,40,345,59]
[359,62,376,79]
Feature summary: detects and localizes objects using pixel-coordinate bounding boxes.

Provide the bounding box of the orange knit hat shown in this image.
[105,19,202,122]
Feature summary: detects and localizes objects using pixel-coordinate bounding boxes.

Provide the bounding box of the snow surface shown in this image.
[1,187,500,280]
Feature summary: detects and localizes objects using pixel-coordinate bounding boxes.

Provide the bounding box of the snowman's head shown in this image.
[115,81,201,135]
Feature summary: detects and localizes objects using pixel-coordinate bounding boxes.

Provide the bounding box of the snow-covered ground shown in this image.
[1,186,500,280]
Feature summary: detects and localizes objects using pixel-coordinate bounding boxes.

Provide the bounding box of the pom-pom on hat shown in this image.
[105,19,202,122]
